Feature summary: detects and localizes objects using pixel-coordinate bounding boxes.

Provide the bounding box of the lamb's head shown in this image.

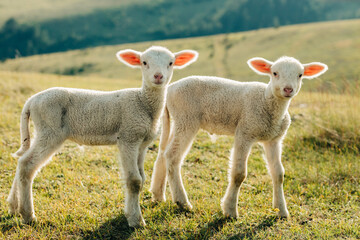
[116,46,198,88]
[247,56,328,99]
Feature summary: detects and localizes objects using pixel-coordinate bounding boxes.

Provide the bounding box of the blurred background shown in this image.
[0,0,359,92]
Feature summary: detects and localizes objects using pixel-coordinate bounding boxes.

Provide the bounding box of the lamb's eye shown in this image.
[143,61,147,66]
[299,74,303,78]
[273,72,277,76]
[169,62,173,66]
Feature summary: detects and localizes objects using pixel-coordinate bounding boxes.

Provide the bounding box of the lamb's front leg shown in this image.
[118,141,146,227]
[263,140,289,217]
[137,142,150,186]
[221,136,253,218]
[166,126,198,210]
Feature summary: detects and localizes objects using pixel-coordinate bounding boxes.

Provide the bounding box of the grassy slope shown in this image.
[0,0,147,25]
[0,73,359,239]
[0,20,359,238]
[1,19,360,93]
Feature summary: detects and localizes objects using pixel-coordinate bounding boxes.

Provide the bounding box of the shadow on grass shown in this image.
[0,214,20,233]
[0,213,134,239]
[190,215,231,239]
[228,216,280,239]
[1,215,64,234]
[148,201,195,221]
[82,215,135,240]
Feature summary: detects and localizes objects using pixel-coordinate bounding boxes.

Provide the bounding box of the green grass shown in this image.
[0,69,359,239]
[1,19,360,93]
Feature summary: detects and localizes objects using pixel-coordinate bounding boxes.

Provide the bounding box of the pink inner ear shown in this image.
[251,60,271,73]
[174,53,195,66]
[304,65,325,76]
[120,52,141,65]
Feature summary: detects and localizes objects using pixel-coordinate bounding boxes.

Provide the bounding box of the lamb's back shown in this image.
[167,76,267,135]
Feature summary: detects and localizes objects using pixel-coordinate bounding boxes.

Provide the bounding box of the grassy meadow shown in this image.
[0,20,360,239]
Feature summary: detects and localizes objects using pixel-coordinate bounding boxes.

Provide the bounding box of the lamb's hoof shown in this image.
[276,209,289,218]
[8,204,20,216]
[222,210,238,219]
[8,208,19,216]
[221,205,238,218]
[22,215,37,225]
[8,198,19,215]
[127,215,146,228]
[151,194,166,203]
[176,201,193,211]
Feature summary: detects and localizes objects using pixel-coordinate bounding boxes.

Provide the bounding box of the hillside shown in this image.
[1,0,360,60]
[1,19,359,93]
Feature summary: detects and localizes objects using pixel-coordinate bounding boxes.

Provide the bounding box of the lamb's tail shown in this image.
[159,106,170,152]
[12,102,31,158]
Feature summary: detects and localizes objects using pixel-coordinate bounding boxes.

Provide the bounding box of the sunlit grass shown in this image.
[289,91,360,153]
[0,71,359,239]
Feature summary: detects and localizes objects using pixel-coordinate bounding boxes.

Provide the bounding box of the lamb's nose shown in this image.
[284,87,293,94]
[154,73,163,80]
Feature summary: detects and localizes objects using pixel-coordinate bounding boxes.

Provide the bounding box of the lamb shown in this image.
[7,46,198,227]
[150,56,328,218]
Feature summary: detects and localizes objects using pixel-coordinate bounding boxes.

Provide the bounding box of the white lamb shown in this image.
[8,46,198,227]
[150,56,327,218]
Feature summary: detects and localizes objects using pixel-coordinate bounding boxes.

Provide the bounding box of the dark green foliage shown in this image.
[1,0,360,60]
[57,63,95,76]
[0,19,47,60]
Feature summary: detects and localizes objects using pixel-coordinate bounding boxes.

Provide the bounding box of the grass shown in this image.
[0,19,359,239]
[1,19,360,93]
[0,70,359,239]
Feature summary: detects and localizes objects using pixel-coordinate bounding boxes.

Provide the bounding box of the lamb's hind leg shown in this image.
[8,175,20,215]
[263,140,289,217]
[16,133,64,223]
[150,133,172,202]
[165,123,199,209]
[222,136,253,218]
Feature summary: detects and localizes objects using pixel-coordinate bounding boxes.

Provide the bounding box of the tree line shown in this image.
[1,0,359,61]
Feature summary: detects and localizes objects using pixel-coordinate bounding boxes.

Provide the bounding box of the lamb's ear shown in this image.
[247,57,273,76]
[116,49,142,68]
[302,62,328,79]
[173,50,198,69]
